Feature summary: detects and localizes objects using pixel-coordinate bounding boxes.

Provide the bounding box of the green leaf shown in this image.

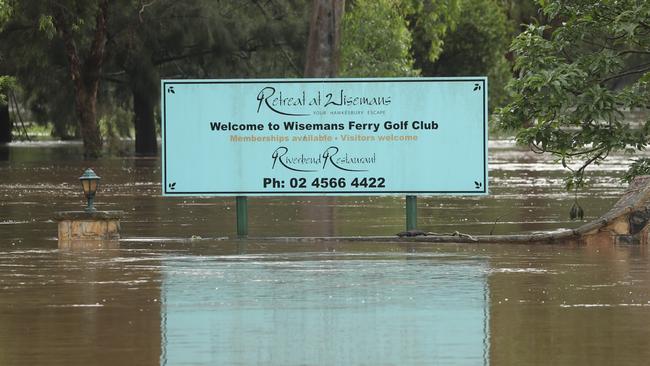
[498,0,650,192]
[38,15,55,39]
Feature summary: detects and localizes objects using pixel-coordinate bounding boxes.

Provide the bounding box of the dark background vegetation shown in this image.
[1,0,648,188]
[0,0,540,157]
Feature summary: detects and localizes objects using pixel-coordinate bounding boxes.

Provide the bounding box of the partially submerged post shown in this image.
[55,210,122,243]
[389,175,650,245]
[236,196,248,238]
[55,168,123,248]
[406,195,418,231]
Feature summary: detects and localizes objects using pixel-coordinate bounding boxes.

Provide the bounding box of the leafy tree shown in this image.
[1,1,110,156]
[105,0,309,155]
[341,0,460,77]
[340,0,417,77]
[406,0,461,64]
[0,1,78,141]
[498,0,650,189]
[1,0,309,154]
[0,0,11,143]
[499,0,541,33]
[421,0,512,110]
[0,0,8,28]
[49,0,109,158]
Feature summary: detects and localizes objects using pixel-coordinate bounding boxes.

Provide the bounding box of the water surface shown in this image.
[1,141,650,365]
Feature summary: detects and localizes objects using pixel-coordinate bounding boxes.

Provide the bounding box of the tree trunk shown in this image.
[74,88,103,158]
[0,103,11,143]
[121,10,159,157]
[304,0,345,77]
[54,0,109,158]
[304,1,345,236]
[133,88,158,156]
[125,51,159,156]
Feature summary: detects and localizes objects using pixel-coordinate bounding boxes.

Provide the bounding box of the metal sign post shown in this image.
[236,196,248,238]
[406,195,417,231]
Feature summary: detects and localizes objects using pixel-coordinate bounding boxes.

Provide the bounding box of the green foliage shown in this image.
[623,158,650,184]
[99,105,132,138]
[0,0,11,103]
[499,0,541,32]
[341,0,418,77]
[406,0,461,62]
[1,0,310,145]
[498,0,650,187]
[0,3,77,137]
[0,76,15,103]
[0,0,10,26]
[99,106,132,155]
[422,0,512,110]
[341,0,461,77]
[0,0,113,143]
[37,15,55,39]
[109,0,309,155]
[116,0,309,79]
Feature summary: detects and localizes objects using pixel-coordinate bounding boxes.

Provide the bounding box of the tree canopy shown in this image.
[498,0,650,189]
[0,0,10,143]
[340,0,418,77]
[418,0,512,109]
[341,0,463,77]
[1,0,524,157]
[0,0,12,100]
[0,0,309,155]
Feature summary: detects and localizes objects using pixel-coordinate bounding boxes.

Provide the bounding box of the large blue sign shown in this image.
[161,78,487,196]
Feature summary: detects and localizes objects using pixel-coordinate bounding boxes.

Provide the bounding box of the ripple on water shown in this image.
[560,303,650,308]
[489,267,559,274]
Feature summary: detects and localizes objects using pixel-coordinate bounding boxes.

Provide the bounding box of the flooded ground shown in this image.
[1,141,650,365]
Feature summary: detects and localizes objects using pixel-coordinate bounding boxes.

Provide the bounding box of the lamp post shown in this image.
[55,168,123,247]
[79,168,101,212]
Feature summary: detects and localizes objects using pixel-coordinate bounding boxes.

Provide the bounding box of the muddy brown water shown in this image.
[1,141,650,365]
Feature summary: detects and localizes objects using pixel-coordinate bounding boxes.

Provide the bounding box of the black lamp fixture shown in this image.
[79,168,101,212]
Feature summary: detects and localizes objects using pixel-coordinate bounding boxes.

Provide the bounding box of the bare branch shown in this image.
[139,0,159,23]
[52,6,82,90]
[617,49,650,56]
[601,64,650,84]
[80,0,109,78]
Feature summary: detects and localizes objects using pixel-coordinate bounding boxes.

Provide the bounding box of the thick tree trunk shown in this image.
[74,88,102,158]
[133,89,157,156]
[125,52,159,156]
[304,0,345,77]
[0,103,11,143]
[121,11,159,157]
[54,0,109,158]
[303,1,345,236]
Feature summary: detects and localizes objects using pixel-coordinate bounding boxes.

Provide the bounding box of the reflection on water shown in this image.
[1,141,650,365]
[161,254,488,365]
[1,243,650,365]
[0,248,162,366]
[489,244,650,366]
